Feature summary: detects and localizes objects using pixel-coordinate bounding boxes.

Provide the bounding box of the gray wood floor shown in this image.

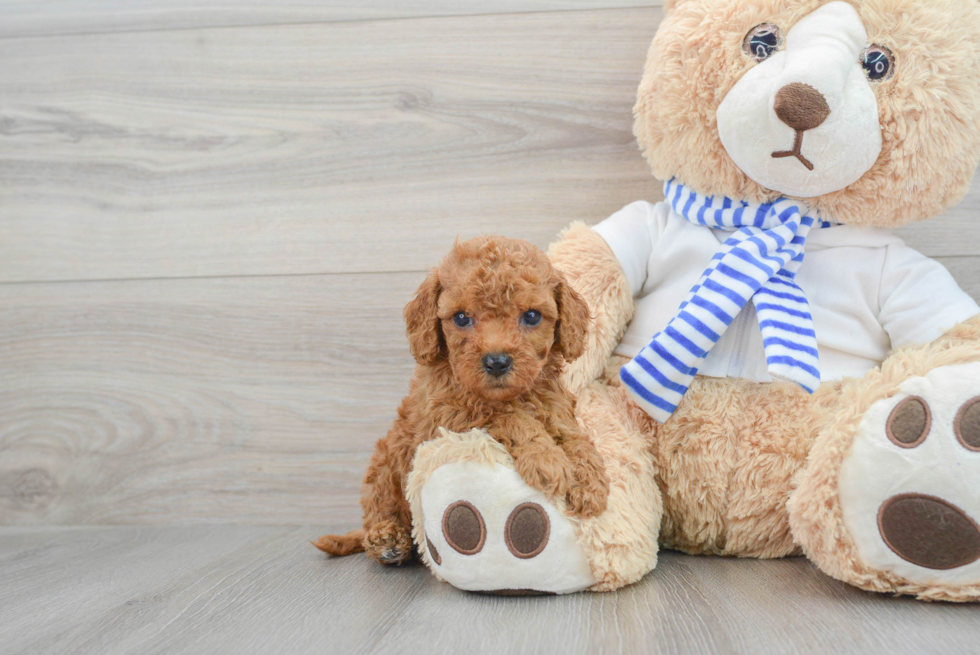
[2,525,979,655]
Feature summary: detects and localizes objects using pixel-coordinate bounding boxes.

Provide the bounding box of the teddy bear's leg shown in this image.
[651,374,828,559]
[571,366,663,590]
[789,317,980,601]
[403,370,662,594]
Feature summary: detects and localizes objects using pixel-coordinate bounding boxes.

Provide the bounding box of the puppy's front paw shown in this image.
[364,520,413,565]
[566,465,610,518]
[515,456,574,499]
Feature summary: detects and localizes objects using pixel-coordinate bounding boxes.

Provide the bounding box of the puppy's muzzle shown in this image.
[482,353,514,378]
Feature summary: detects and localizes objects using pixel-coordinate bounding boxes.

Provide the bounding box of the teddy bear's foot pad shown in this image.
[417,461,595,594]
[839,362,980,586]
[877,494,980,570]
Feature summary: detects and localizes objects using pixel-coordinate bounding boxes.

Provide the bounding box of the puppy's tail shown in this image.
[312,529,366,556]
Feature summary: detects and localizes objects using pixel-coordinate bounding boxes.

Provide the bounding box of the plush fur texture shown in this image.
[406,365,664,592]
[315,236,610,564]
[635,0,980,227]
[399,225,657,590]
[549,223,834,560]
[407,428,519,575]
[574,363,663,590]
[651,374,842,558]
[540,226,662,588]
[336,0,980,601]
[549,222,980,600]
[624,0,980,600]
[789,315,980,601]
[547,223,636,397]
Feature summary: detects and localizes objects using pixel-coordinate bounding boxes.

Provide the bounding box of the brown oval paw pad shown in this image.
[425,534,441,565]
[442,501,486,555]
[505,503,550,559]
[955,396,980,452]
[886,396,931,448]
[878,494,980,570]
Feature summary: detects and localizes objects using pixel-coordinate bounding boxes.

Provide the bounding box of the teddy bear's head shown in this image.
[634,0,980,227]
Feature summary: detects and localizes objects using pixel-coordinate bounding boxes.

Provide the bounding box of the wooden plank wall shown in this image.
[0,1,976,526]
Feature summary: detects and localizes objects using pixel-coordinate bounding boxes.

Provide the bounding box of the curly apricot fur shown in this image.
[316,236,610,563]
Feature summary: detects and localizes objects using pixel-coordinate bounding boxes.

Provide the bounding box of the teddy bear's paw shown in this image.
[417,461,595,594]
[363,520,413,565]
[838,362,980,588]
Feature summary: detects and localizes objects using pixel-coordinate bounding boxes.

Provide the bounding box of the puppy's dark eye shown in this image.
[743,23,781,62]
[520,310,542,327]
[861,45,894,82]
[452,312,473,328]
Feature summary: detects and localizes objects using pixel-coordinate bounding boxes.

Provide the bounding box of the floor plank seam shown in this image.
[0,5,663,42]
[0,268,431,288]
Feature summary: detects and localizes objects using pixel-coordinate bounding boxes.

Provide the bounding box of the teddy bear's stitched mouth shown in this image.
[771,130,815,171]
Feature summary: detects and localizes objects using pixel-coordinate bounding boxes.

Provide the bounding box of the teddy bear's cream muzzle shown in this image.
[717,1,883,198]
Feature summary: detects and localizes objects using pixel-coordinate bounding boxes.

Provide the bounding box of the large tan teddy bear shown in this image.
[404,0,980,601]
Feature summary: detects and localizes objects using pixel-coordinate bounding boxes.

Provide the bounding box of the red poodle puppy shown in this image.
[316,236,610,564]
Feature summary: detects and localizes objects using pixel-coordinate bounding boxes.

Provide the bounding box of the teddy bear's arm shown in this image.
[877,244,980,353]
[548,223,636,396]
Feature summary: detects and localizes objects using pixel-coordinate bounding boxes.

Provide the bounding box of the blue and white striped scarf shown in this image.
[621,179,834,424]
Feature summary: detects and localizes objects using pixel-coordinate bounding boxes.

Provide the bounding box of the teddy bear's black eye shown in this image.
[861,45,894,82]
[520,310,542,327]
[452,312,473,328]
[743,23,782,62]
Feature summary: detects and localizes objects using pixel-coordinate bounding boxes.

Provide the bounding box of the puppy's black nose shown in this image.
[482,353,513,378]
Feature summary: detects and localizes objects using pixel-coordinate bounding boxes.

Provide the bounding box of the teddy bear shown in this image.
[402,0,980,601]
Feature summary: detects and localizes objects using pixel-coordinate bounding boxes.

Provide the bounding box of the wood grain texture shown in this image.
[936,256,980,301]
[1,7,976,285]
[2,7,976,285]
[0,272,428,526]
[2,525,979,655]
[0,9,661,284]
[0,1,664,38]
[1,258,977,527]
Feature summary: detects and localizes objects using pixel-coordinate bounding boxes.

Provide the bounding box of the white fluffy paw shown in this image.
[839,362,980,585]
[417,461,595,594]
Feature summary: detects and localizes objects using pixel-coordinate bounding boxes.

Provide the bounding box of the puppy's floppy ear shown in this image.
[553,272,590,362]
[404,271,445,366]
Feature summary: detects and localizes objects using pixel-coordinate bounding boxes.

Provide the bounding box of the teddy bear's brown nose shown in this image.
[774,83,831,132]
